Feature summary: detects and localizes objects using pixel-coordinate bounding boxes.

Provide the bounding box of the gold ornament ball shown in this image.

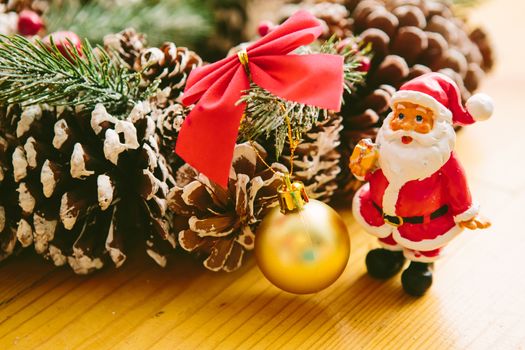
[255,199,351,294]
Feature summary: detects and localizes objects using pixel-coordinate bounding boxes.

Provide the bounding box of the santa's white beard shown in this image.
[376,113,456,185]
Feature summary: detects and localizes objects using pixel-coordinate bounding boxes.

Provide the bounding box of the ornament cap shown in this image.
[278,175,309,214]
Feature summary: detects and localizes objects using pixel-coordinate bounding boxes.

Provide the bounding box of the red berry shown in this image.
[358,57,371,72]
[43,31,82,61]
[258,21,275,37]
[17,10,44,36]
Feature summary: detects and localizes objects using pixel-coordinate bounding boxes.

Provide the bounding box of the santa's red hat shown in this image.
[391,73,494,125]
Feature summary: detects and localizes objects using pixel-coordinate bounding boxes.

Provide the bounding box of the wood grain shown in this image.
[1,1,525,349]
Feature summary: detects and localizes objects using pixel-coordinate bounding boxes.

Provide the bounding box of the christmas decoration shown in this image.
[257,20,276,37]
[168,142,287,272]
[167,11,357,286]
[0,34,180,273]
[228,37,366,203]
[42,30,82,60]
[5,102,176,273]
[0,0,47,36]
[17,9,43,36]
[177,11,346,187]
[255,176,350,294]
[0,35,149,114]
[276,0,495,201]
[350,72,493,296]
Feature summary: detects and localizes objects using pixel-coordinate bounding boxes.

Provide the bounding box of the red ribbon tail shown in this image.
[176,67,249,187]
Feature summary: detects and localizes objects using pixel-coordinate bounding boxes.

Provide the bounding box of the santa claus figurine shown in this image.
[350,73,494,296]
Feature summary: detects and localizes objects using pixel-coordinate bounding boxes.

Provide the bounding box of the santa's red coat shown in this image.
[353,152,478,252]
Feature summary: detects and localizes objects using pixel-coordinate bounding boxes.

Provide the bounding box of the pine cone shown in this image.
[0,5,19,35]
[277,112,343,202]
[168,142,287,272]
[103,28,148,68]
[6,102,176,274]
[199,0,248,60]
[150,102,189,172]
[281,2,354,39]
[280,0,494,201]
[134,42,203,103]
[0,0,48,14]
[0,106,20,260]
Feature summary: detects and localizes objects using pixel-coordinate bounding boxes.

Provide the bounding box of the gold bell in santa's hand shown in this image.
[255,175,351,294]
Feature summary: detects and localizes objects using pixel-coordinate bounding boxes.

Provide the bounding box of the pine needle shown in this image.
[0,34,151,116]
[45,0,213,48]
[238,37,369,158]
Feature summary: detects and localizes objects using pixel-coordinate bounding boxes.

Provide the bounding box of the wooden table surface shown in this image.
[1,1,525,349]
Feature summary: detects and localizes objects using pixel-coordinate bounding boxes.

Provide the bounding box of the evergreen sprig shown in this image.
[45,0,213,48]
[0,35,151,115]
[239,85,325,158]
[238,38,369,158]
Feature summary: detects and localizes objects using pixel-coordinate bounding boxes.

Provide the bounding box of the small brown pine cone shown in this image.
[103,28,148,68]
[168,142,287,272]
[278,112,343,203]
[134,42,203,103]
[6,102,176,274]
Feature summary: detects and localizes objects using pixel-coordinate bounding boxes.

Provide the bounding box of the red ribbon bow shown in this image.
[177,10,344,187]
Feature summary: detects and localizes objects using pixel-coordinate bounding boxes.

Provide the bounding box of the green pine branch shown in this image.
[239,85,326,158]
[238,37,369,158]
[0,35,152,116]
[45,0,213,48]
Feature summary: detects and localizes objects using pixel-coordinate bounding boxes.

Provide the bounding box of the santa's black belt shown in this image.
[372,202,449,227]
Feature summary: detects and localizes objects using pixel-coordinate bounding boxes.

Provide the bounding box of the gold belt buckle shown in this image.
[384,215,404,227]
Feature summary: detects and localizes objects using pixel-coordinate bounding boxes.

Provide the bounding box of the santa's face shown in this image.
[377,102,456,184]
[390,102,434,138]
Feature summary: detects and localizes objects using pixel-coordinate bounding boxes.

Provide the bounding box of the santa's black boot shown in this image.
[401,262,434,297]
[366,248,406,279]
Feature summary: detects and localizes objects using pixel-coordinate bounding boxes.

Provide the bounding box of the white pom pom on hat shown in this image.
[466,93,494,121]
[391,72,494,125]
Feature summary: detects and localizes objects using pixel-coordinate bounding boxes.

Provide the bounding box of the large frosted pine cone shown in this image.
[8,102,176,274]
[168,142,287,272]
[0,106,21,261]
